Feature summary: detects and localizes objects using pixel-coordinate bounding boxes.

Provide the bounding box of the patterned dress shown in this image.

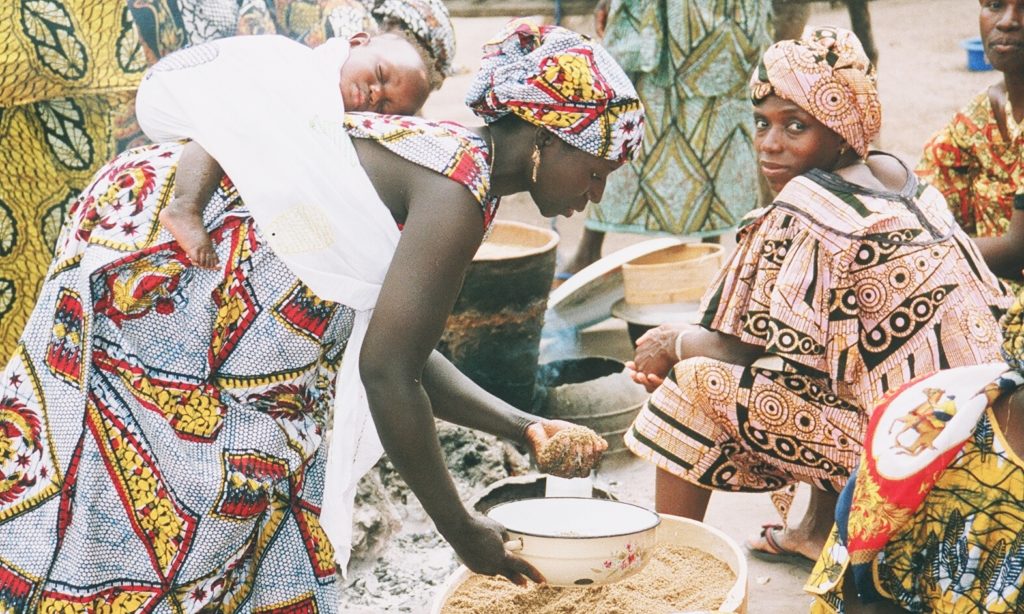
[917,89,1023,239]
[0,117,495,611]
[0,0,340,364]
[808,399,1024,613]
[0,0,149,365]
[625,161,1013,518]
[585,0,772,238]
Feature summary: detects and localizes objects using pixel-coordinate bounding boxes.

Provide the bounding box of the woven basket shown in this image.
[621,243,723,305]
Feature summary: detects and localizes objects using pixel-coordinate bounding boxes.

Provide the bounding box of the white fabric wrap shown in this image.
[135,35,397,573]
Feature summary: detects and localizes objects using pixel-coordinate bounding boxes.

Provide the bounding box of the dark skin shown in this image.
[627,95,909,561]
[558,0,646,274]
[970,0,1024,280]
[353,115,617,584]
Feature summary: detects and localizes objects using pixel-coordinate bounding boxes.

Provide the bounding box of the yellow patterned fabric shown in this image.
[750,26,881,158]
[1002,282,1024,372]
[626,162,1012,520]
[587,0,771,238]
[808,407,1024,613]
[0,141,347,610]
[916,90,1021,238]
[0,0,146,107]
[465,19,645,163]
[0,0,149,362]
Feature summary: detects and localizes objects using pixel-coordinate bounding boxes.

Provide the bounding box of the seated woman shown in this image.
[0,21,639,610]
[624,27,1013,564]
[917,0,1024,282]
[805,294,1024,613]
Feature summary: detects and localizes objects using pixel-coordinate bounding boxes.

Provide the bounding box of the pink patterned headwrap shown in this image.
[750,26,881,157]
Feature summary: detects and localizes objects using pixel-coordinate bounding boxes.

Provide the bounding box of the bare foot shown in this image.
[159,204,219,269]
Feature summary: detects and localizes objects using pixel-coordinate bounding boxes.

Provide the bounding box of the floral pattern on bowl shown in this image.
[592,541,646,580]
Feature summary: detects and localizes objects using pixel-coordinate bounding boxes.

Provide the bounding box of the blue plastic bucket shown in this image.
[962,37,993,71]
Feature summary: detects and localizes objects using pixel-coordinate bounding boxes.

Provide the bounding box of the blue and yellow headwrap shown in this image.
[465,19,644,163]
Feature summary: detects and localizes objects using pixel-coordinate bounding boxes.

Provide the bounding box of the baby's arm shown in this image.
[159,141,223,268]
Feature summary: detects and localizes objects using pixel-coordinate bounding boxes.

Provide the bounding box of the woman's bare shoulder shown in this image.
[864,151,913,192]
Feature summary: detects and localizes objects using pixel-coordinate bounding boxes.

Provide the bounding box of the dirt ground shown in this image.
[350,1,1002,612]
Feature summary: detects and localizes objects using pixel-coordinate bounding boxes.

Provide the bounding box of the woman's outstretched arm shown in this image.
[421,350,606,476]
[421,350,535,440]
[357,156,541,585]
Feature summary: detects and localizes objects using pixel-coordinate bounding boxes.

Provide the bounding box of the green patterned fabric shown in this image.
[587,0,771,237]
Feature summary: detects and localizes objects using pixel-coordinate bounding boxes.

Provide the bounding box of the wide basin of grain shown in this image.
[430,514,748,614]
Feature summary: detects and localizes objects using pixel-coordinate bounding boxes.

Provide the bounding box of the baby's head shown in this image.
[340,32,434,115]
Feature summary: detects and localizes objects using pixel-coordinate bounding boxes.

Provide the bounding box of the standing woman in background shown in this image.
[917,0,1024,283]
[560,0,772,277]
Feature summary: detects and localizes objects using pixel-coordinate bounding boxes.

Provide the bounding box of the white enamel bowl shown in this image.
[487,497,660,587]
[431,513,749,613]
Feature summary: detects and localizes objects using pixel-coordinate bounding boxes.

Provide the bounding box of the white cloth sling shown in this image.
[135,34,398,573]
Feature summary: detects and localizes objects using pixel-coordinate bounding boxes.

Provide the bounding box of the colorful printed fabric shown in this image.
[807,398,1024,612]
[344,113,500,228]
[916,90,1022,238]
[586,0,771,238]
[128,0,280,57]
[0,0,150,367]
[0,141,346,610]
[0,104,500,608]
[626,160,1012,518]
[1003,283,1024,371]
[626,358,865,506]
[806,292,1024,611]
[370,0,456,78]
[465,19,645,163]
[842,365,1018,596]
[751,26,881,158]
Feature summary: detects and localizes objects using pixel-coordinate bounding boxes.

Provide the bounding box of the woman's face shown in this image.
[753,95,846,193]
[530,136,624,218]
[980,0,1024,74]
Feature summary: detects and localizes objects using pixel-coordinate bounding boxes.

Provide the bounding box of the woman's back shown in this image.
[702,161,1012,410]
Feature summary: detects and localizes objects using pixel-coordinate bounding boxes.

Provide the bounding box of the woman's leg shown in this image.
[559,227,605,277]
[747,487,839,561]
[777,487,839,559]
[655,467,712,519]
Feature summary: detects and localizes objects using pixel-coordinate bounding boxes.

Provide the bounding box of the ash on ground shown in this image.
[339,421,530,613]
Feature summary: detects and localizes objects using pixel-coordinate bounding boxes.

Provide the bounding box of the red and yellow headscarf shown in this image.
[750,26,881,157]
[466,19,645,163]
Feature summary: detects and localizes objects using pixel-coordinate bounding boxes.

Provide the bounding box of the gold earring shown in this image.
[531,146,541,184]
[838,143,849,157]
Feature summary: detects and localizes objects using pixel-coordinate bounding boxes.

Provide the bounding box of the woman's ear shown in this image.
[349,32,371,47]
[534,127,556,150]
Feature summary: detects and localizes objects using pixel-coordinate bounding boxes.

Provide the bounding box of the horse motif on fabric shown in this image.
[888,387,957,456]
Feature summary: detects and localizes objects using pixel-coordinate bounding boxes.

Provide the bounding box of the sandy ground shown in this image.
[347,1,1003,612]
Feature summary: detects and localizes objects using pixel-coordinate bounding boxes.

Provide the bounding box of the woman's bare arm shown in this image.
[973,204,1024,281]
[356,151,541,584]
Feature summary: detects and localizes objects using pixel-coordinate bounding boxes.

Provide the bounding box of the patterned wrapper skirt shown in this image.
[0,142,350,612]
[625,357,866,517]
